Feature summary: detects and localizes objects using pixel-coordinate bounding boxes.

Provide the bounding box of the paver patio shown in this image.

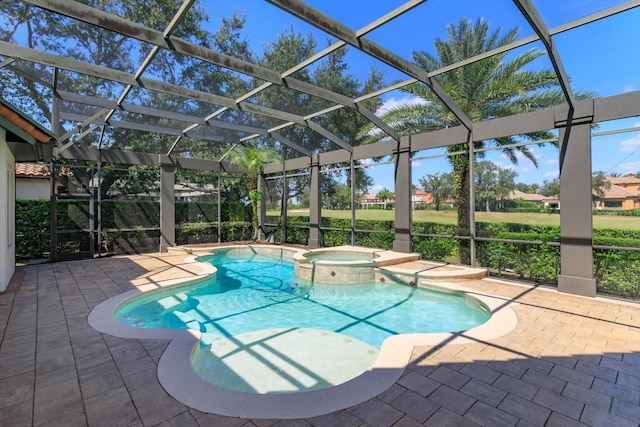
[1,251,638,426]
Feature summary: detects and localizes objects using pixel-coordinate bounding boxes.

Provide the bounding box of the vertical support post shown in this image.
[350,155,356,246]
[393,136,412,253]
[89,177,94,258]
[556,103,596,297]
[97,158,102,256]
[159,156,176,252]
[257,172,267,241]
[468,132,476,266]
[217,168,222,243]
[308,154,322,248]
[50,69,59,262]
[50,162,57,261]
[281,171,288,244]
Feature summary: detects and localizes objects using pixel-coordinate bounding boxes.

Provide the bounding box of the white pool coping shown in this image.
[87,246,518,419]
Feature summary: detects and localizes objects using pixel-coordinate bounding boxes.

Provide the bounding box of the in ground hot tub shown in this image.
[293,246,419,284]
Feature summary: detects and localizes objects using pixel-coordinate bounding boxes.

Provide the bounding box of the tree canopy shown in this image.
[361,18,593,263]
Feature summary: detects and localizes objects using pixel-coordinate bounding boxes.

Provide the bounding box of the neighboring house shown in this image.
[594,174,640,210]
[360,193,393,209]
[506,189,561,210]
[543,196,560,211]
[412,190,433,206]
[507,189,547,205]
[412,189,453,208]
[15,162,50,199]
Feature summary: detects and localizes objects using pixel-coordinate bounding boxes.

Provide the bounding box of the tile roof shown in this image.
[0,99,54,143]
[600,184,639,199]
[15,162,50,178]
[607,175,640,185]
[508,189,546,201]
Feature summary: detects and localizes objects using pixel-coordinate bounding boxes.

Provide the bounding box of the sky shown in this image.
[201,0,639,194]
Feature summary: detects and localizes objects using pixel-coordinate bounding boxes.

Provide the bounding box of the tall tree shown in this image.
[419,172,454,211]
[474,161,516,211]
[592,170,612,208]
[254,31,384,205]
[541,178,560,197]
[361,18,592,263]
[227,144,282,240]
[515,182,541,194]
[376,188,394,202]
[0,2,251,195]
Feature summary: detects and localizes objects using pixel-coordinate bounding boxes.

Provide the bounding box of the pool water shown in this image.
[115,251,491,348]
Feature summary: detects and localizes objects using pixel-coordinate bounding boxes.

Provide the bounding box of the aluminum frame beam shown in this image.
[59,111,235,143]
[24,0,399,144]
[272,91,640,173]
[267,0,473,131]
[513,0,575,108]
[2,41,346,153]
[104,0,197,124]
[57,91,273,137]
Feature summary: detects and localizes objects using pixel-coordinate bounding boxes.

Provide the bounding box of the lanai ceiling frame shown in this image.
[12,0,404,158]
[0,0,635,166]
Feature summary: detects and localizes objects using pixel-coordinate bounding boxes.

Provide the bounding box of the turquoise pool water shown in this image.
[115,250,491,348]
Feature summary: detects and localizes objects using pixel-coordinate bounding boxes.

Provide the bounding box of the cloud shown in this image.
[370,185,384,194]
[544,170,559,179]
[622,84,637,93]
[377,95,427,115]
[619,134,640,153]
[544,159,558,166]
[615,161,640,175]
[513,164,534,173]
[493,160,515,170]
[412,160,422,168]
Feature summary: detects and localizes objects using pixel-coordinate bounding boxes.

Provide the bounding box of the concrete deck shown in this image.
[1,251,639,426]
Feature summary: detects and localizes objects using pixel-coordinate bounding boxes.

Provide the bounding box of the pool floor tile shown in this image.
[1,249,639,426]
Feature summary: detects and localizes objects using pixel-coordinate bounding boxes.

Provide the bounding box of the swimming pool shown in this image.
[115,249,491,348]
[88,245,517,416]
[114,247,491,393]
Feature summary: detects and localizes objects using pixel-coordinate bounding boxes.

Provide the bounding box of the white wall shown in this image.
[16,176,49,199]
[0,129,16,292]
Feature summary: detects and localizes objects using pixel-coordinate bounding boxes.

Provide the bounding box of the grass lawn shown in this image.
[276,209,640,230]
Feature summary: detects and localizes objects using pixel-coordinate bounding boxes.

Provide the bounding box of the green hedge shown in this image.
[16,199,50,260]
[14,204,640,299]
[15,199,251,259]
[284,215,639,299]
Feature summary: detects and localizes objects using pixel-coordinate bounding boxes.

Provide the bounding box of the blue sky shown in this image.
[204,1,640,194]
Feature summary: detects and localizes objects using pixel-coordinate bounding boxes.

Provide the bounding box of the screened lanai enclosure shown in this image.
[1,0,639,299]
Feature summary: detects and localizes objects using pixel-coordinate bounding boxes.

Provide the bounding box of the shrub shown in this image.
[16,199,50,260]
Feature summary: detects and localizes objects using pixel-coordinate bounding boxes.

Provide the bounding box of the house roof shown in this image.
[414,194,434,203]
[15,162,50,178]
[599,184,639,199]
[508,189,546,202]
[0,99,54,144]
[607,175,640,186]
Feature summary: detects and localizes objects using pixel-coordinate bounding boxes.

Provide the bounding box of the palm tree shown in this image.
[227,144,282,240]
[365,18,592,263]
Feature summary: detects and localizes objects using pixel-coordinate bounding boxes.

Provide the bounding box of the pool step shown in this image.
[378,261,487,282]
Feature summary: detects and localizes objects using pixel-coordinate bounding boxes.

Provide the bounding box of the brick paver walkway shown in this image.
[1,252,638,426]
